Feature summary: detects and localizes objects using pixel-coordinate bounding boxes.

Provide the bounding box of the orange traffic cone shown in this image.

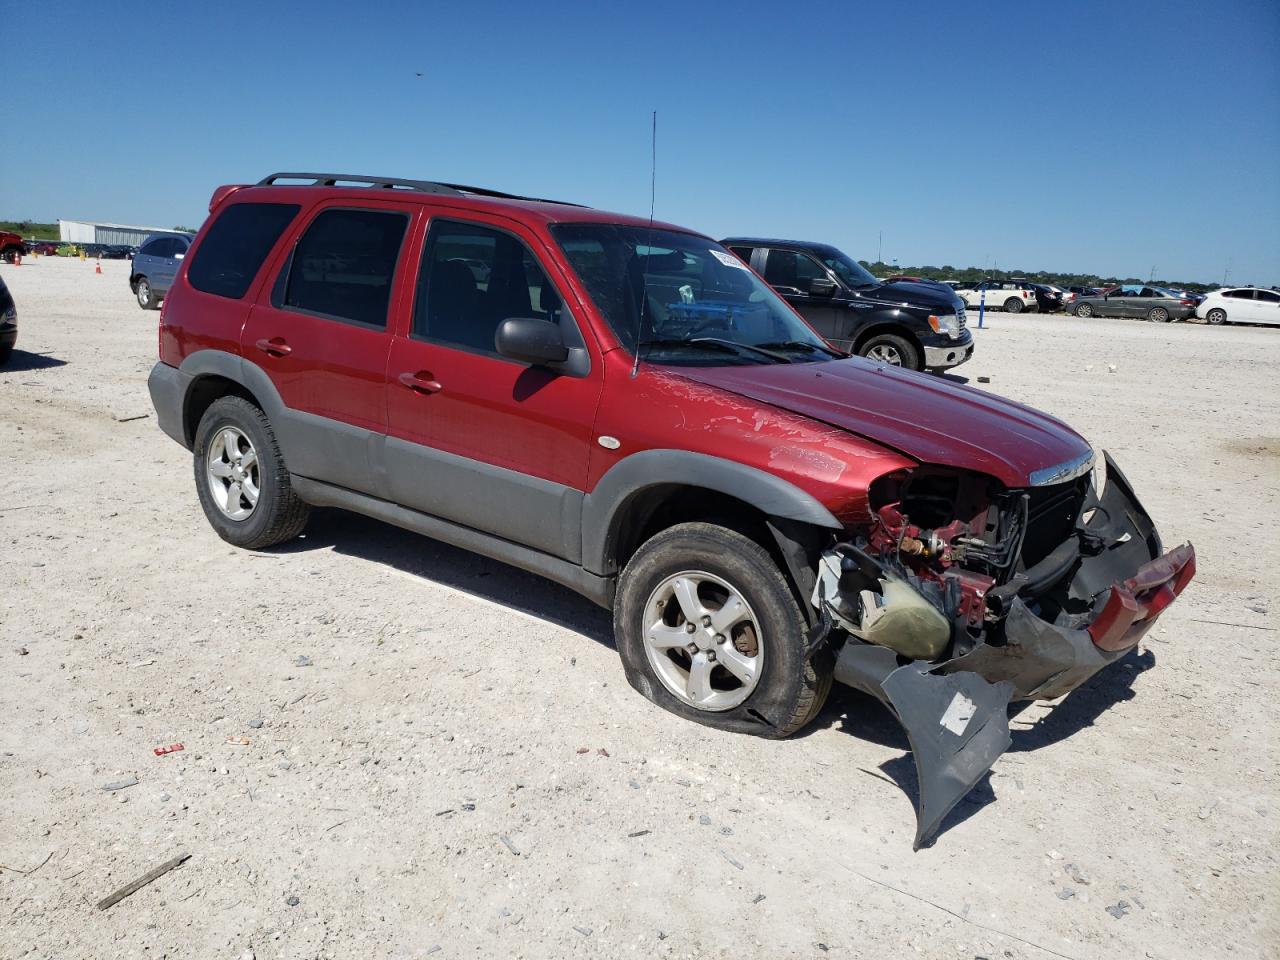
[13,253,19,266]
[95,259,102,275]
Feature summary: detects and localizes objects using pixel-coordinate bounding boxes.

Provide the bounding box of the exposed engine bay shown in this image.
[814,462,1092,663]
[810,451,1197,848]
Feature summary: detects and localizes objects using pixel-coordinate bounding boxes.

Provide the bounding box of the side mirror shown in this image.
[809,278,837,298]
[495,317,569,367]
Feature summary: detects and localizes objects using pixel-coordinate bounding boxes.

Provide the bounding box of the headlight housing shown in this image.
[928,313,961,339]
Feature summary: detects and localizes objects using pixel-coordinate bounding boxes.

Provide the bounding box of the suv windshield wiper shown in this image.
[637,337,791,363]
[756,339,844,358]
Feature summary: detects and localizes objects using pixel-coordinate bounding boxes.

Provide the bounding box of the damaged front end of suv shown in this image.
[811,450,1195,848]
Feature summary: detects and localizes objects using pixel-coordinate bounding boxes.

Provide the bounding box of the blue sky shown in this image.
[6,0,1278,284]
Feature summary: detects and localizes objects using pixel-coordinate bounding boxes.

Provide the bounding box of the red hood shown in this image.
[676,359,1093,489]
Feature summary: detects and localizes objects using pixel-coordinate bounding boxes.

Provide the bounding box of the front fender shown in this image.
[581,449,842,576]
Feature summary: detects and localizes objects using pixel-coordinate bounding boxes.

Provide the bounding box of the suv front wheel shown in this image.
[614,522,833,738]
[193,396,310,549]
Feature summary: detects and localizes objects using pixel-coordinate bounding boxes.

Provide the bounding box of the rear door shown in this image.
[1252,289,1280,325]
[242,200,415,496]
[383,212,601,560]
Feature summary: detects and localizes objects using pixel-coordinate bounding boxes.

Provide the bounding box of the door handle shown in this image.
[399,371,442,394]
[255,337,292,357]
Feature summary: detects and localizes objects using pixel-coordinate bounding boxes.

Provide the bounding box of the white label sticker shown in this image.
[939,692,976,736]
[710,249,748,269]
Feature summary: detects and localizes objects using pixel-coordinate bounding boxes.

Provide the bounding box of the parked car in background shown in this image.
[102,244,135,259]
[0,273,16,364]
[0,230,23,263]
[1071,285,1197,322]
[1196,287,1280,326]
[24,239,59,256]
[129,232,194,309]
[1010,280,1065,314]
[1065,285,1102,299]
[721,238,973,370]
[145,170,1194,847]
[954,279,1039,313]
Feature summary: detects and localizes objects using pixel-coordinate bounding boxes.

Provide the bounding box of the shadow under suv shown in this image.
[146,172,1193,847]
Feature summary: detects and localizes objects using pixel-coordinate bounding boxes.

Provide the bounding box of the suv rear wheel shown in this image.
[860,333,919,369]
[193,396,310,549]
[614,522,833,738]
[1003,297,1024,313]
[135,277,158,310]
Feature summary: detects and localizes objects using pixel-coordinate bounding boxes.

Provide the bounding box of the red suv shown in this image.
[148,172,1194,846]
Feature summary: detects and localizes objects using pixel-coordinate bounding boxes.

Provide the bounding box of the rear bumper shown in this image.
[147,360,193,449]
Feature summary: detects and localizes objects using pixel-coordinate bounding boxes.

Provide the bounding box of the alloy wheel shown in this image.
[866,343,904,365]
[205,426,260,521]
[642,571,763,712]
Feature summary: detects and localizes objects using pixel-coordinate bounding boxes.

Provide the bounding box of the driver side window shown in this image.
[764,250,828,294]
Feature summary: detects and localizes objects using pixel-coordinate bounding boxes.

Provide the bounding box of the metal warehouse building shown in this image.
[58,219,174,246]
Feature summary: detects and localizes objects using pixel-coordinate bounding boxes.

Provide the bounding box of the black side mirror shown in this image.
[809,278,837,297]
[495,317,569,367]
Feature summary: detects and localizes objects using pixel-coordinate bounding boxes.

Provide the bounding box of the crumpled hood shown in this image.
[676,358,1093,489]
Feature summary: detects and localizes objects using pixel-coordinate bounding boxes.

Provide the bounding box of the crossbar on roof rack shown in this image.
[256,172,585,207]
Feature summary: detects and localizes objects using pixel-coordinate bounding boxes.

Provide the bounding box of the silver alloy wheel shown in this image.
[866,343,904,365]
[1077,304,1093,318]
[1207,308,1226,325]
[205,426,260,521]
[642,571,763,712]
[1150,307,1169,322]
[137,280,151,306]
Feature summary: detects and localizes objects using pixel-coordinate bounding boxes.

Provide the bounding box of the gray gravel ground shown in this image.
[1,257,1277,959]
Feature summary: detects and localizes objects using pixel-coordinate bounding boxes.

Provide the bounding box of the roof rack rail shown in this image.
[256,172,586,207]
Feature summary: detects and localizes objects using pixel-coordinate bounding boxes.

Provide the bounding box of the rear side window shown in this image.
[188,203,299,300]
[284,208,409,328]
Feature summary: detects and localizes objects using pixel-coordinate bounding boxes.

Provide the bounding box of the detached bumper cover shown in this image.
[833,453,1195,847]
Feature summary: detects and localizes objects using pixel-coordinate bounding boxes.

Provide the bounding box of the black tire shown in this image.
[1148,307,1170,323]
[1,246,20,264]
[135,276,158,310]
[0,343,11,366]
[614,522,834,739]
[193,396,310,549]
[1074,303,1094,318]
[1206,308,1227,325]
[859,332,920,369]
[1003,297,1024,313]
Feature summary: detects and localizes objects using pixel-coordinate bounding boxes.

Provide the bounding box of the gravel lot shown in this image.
[2,256,1277,960]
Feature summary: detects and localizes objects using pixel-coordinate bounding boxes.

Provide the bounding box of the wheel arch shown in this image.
[178,350,287,449]
[583,451,842,618]
[850,322,924,367]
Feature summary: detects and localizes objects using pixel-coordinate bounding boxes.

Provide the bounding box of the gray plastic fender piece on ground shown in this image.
[880,665,1014,849]
[834,641,1014,849]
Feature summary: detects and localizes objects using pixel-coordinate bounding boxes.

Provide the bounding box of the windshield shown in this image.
[817,249,878,288]
[551,223,835,365]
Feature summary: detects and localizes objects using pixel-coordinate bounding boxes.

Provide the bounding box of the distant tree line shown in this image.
[858,260,1219,293]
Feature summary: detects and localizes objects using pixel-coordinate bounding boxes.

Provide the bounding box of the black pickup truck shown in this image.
[721,238,974,372]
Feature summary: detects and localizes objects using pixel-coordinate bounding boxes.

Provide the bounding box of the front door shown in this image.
[761,248,840,343]
[383,213,601,561]
[241,200,415,495]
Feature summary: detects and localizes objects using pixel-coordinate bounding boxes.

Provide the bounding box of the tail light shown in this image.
[1180,299,1194,306]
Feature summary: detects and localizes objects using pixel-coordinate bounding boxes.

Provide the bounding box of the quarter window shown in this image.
[414,220,565,353]
[1224,289,1253,300]
[283,208,408,328]
[188,203,299,300]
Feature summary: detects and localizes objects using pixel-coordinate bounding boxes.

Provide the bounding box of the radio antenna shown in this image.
[631,110,657,379]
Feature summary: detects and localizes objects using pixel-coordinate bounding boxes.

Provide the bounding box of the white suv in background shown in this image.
[954,280,1039,313]
[1196,287,1280,326]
